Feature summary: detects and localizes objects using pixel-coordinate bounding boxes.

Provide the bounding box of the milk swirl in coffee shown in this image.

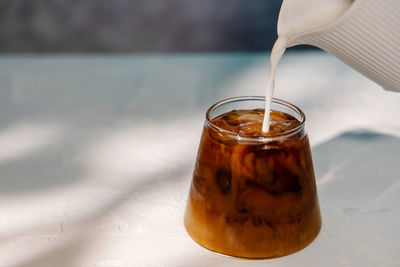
[184,100,322,258]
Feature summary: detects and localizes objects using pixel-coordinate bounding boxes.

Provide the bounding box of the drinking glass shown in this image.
[184,96,321,259]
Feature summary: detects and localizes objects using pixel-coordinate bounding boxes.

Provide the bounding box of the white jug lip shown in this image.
[282,0,365,47]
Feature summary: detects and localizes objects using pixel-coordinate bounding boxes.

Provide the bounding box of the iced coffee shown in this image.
[184,97,321,259]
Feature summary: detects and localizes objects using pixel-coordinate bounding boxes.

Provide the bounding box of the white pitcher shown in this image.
[277,0,400,92]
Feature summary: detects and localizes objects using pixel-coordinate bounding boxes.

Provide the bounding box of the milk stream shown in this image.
[261,38,287,133]
[261,0,354,133]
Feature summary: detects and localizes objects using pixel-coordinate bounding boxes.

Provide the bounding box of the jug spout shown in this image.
[278,0,400,92]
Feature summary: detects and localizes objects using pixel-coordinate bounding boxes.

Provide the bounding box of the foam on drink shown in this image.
[262,0,354,133]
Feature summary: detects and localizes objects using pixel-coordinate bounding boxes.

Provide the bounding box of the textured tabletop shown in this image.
[0,52,399,266]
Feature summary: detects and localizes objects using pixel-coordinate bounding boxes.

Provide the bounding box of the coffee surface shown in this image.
[213,109,301,136]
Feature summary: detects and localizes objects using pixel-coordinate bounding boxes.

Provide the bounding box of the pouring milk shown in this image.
[263,0,400,132]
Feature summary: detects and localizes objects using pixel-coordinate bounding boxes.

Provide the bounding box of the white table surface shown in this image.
[0,52,399,267]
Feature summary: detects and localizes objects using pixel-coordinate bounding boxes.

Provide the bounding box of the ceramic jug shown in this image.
[278,0,400,92]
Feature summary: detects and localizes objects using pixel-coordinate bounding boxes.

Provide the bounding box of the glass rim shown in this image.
[205,96,306,142]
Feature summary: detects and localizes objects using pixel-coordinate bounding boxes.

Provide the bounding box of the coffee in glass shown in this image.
[184,96,321,259]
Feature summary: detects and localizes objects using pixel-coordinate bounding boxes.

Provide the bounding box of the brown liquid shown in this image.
[184,109,321,258]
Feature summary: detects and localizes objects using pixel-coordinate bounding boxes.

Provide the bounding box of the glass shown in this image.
[184,96,321,259]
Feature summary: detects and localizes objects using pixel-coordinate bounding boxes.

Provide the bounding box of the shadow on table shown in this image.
[4,129,400,266]
[312,129,400,208]
[7,160,192,267]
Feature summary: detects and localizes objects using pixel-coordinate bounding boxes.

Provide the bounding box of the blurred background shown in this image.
[0,0,313,52]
